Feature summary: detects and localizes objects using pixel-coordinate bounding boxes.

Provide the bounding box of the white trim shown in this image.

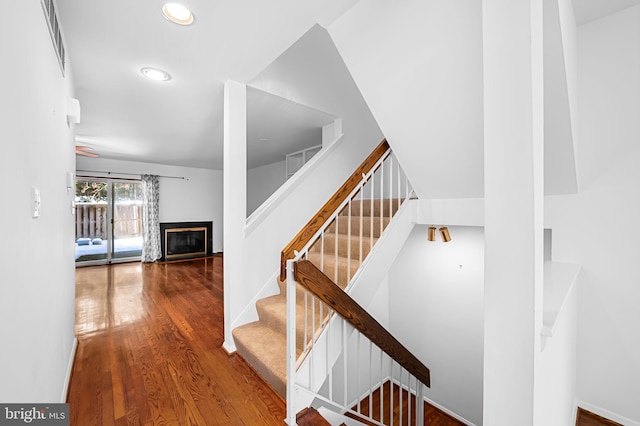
[222,340,237,355]
[229,270,281,334]
[576,400,640,426]
[60,337,78,403]
[571,400,579,426]
[541,262,581,339]
[245,133,343,235]
[422,395,477,426]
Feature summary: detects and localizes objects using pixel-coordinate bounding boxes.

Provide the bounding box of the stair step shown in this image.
[328,215,391,237]
[317,407,366,425]
[310,232,377,260]
[343,198,402,217]
[232,201,402,403]
[307,251,362,289]
[296,407,333,426]
[232,323,289,399]
[256,294,328,351]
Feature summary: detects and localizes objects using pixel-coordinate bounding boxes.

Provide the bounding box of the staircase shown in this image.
[232,198,399,398]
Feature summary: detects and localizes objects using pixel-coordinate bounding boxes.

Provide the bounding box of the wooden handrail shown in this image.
[293,260,431,388]
[280,139,390,281]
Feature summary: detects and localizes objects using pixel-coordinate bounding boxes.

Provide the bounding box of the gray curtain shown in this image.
[141,174,162,262]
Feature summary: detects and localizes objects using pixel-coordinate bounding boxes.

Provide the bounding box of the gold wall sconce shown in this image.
[427,226,437,241]
[427,226,451,242]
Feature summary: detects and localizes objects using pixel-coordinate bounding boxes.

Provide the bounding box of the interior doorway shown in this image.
[74,178,143,265]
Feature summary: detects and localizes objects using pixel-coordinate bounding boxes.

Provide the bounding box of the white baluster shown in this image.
[285,260,297,426]
[347,198,352,283]
[370,172,374,251]
[357,332,361,414]
[417,380,424,425]
[389,156,393,219]
[380,348,384,423]
[334,212,339,284]
[343,319,348,408]
[359,184,364,266]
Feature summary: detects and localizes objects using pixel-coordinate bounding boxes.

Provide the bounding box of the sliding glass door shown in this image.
[112,182,143,260]
[75,178,143,265]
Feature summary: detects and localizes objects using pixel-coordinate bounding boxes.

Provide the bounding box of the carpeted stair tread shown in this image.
[310,232,377,260]
[256,294,327,350]
[344,198,402,217]
[232,322,289,398]
[277,279,315,302]
[233,197,402,401]
[307,251,363,289]
[328,215,391,238]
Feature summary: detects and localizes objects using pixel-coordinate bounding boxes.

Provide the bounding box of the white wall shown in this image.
[0,1,77,402]
[388,226,484,426]
[544,0,579,195]
[536,280,578,426]
[246,160,285,216]
[224,25,383,349]
[76,157,224,252]
[329,0,484,199]
[545,6,640,423]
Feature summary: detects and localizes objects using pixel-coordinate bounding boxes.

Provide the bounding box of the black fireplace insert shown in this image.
[159,221,213,261]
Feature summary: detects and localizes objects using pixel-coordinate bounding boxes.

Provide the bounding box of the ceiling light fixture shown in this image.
[140,67,171,82]
[162,3,194,25]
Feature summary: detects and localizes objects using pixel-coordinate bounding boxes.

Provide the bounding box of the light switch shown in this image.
[66,171,74,191]
[32,187,41,218]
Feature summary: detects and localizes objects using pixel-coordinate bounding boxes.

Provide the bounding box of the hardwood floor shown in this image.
[69,258,617,426]
[349,381,465,426]
[68,257,286,425]
[576,408,623,426]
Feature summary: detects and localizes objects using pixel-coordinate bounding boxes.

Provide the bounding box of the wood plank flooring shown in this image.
[348,381,465,426]
[68,257,619,426]
[68,257,286,425]
[576,408,623,426]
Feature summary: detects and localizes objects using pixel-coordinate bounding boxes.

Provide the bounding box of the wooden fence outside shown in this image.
[75,203,143,240]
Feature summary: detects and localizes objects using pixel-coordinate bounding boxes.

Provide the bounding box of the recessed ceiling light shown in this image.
[141,67,171,82]
[162,3,194,25]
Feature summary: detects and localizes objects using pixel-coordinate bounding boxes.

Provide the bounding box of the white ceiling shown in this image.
[56,0,638,171]
[56,0,359,170]
[247,87,336,169]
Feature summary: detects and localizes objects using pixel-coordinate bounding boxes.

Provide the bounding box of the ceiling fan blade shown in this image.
[76,149,99,158]
[75,145,94,151]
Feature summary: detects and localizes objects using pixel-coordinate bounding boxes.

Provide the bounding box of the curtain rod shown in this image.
[76,170,188,180]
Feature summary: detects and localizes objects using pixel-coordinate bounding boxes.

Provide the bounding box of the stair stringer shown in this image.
[292,199,418,411]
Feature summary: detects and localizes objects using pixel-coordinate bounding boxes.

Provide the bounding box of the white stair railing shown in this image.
[284,146,427,424]
[290,148,411,358]
[286,260,427,426]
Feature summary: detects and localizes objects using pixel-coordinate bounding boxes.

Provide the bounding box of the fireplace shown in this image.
[159,221,213,261]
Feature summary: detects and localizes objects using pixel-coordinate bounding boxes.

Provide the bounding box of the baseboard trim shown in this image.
[61,337,78,403]
[577,400,640,426]
[422,395,477,426]
[222,340,236,355]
